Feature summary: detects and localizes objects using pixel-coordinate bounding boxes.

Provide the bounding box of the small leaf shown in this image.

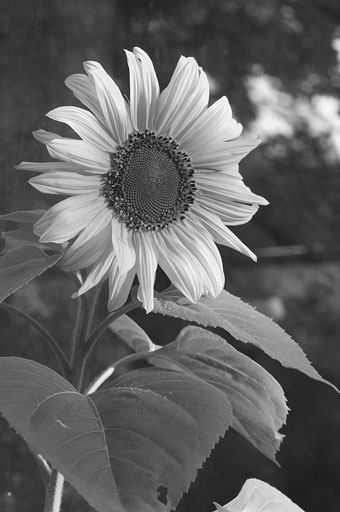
[0,357,232,512]
[144,326,287,461]
[3,226,48,250]
[0,209,46,224]
[0,245,62,303]
[109,314,160,352]
[215,478,305,511]
[1,210,61,252]
[154,288,333,387]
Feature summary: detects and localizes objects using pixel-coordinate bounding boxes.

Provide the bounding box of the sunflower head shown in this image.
[17,47,268,312]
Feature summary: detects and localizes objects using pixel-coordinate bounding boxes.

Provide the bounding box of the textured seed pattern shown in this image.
[101,130,196,231]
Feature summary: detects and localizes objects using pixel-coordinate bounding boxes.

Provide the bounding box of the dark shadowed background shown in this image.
[1,0,340,511]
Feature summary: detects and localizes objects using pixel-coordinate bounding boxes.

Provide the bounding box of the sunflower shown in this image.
[17,48,267,312]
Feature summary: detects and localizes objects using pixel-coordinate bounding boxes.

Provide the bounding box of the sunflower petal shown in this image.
[29,171,101,195]
[156,228,203,302]
[47,106,116,152]
[125,47,159,131]
[111,218,136,273]
[65,73,105,124]
[73,245,114,297]
[191,207,257,261]
[179,96,243,153]
[32,129,66,144]
[15,161,83,173]
[196,172,269,206]
[83,61,132,144]
[34,194,105,243]
[60,219,112,271]
[108,262,136,311]
[133,231,158,313]
[154,56,209,139]
[176,217,224,297]
[195,196,259,225]
[192,138,261,171]
[46,138,110,171]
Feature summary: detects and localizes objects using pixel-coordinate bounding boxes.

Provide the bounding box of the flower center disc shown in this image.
[101,130,196,231]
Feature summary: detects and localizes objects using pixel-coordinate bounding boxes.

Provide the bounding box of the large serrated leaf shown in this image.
[216,478,305,511]
[0,357,75,447]
[0,245,62,303]
[143,326,287,461]
[104,368,232,464]
[29,390,123,512]
[153,288,332,386]
[0,357,232,512]
[93,368,232,512]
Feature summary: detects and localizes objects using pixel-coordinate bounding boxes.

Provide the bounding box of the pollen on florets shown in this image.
[100,130,196,231]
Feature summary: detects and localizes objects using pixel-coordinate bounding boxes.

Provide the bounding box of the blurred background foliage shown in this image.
[1,0,340,511]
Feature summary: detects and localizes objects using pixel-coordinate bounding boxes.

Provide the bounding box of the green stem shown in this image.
[83,283,103,339]
[84,365,115,394]
[76,301,140,391]
[69,294,88,368]
[35,454,51,488]
[43,469,64,512]
[112,351,150,373]
[0,303,71,379]
[83,349,162,394]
